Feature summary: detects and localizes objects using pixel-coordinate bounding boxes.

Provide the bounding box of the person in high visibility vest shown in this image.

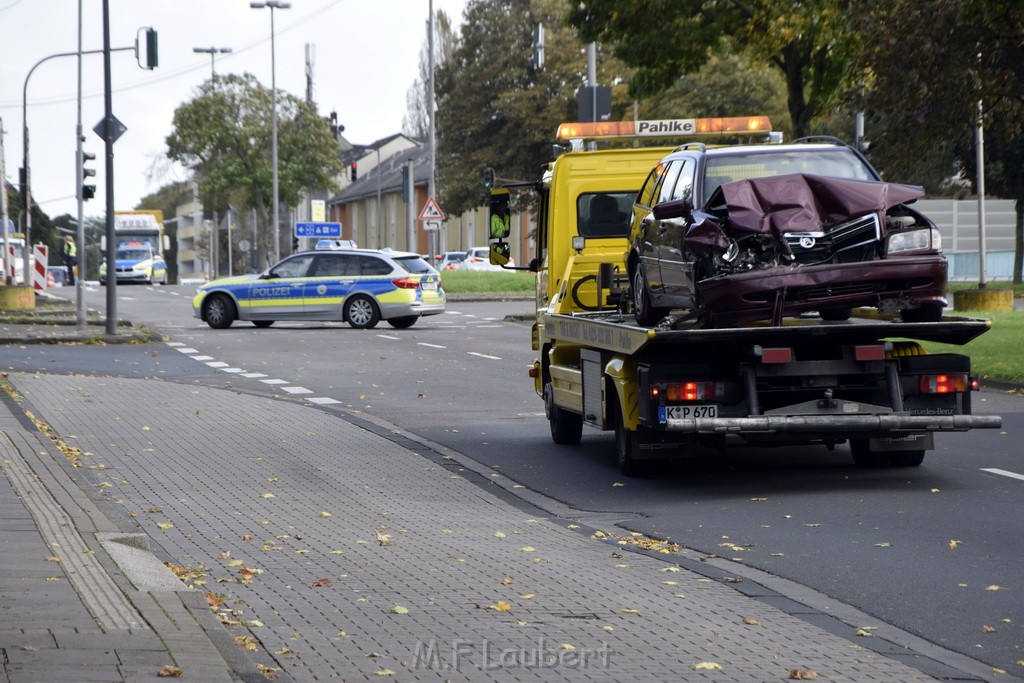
[63,235,77,286]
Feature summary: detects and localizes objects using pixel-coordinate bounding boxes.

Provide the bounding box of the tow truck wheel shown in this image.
[614,409,642,476]
[890,450,926,467]
[544,382,582,445]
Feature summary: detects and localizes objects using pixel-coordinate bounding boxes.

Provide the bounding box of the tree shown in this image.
[166,73,341,266]
[566,0,861,139]
[402,10,457,139]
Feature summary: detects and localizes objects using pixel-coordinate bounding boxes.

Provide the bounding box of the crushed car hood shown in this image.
[712,173,924,235]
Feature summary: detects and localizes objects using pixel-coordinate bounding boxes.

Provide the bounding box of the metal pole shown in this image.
[376,148,382,249]
[975,99,987,290]
[102,0,117,335]
[227,208,233,277]
[427,0,436,259]
[270,6,280,263]
[76,0,85,328]
[0,116,10,285]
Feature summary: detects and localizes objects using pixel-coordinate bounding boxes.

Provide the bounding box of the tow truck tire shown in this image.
[614,409,642,476]
[203,294,236,329]
[890,450,926,467]
[545,383,582,445]
[632,266,669,327]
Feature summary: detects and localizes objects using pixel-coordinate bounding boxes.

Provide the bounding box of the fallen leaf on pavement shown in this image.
[501,577,513,585]
[694,662,721,671]
[660,567,681,573]
[156,665,183,677]
[373,670,396,677]
[319,511,332,518]
[788,667,818,680]
[742,617,761,626]
[520,593,536,600]
[156,523,174,531]
[620,608,640,615]
[559,643,575,650]
[987,585,1001,591]
[389,605,409,615]
[44,556,60,562]
[518,546,536,552]
[235,635,259,651]
[488,601,512,612]
[494,531,507,539]
[260,493,275,499]
[311,578,332,588]
[949,540,961,549]
[375,531,391,547]
[982,625,997,633]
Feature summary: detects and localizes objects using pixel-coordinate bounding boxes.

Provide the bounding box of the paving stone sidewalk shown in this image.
[0,368,981,682]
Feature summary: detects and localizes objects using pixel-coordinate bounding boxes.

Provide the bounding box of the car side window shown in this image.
[312,254,356,277]
[270,254,314,278]
[670,159,695,203]
[657,161,683,205]
[636,163,666,208]
[357,255,394,276]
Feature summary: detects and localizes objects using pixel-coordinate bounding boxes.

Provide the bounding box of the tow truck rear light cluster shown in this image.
[556,116,772,142]
[652,381,720,401]
[391,277,421,289]
[917,373,969,394]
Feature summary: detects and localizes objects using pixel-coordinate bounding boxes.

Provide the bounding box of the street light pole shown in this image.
[192,46,232,78]
[250,0,290,265]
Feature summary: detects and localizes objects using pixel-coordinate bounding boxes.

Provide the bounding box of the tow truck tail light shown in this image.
[754,346,792,364]
[854,345,886,361]
[918,373,968,394]
[555,116,773,142]
[391,277,420,289]
[655,381,718,401]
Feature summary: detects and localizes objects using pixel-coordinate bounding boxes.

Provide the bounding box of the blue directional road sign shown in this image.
[294,222,342,238]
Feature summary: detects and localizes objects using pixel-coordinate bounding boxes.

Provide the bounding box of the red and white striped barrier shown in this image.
[32,244,48,291]
[5,245,15,282]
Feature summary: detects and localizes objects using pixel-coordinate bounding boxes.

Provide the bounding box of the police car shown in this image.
[192,248,445,329]
[99,245,168,285]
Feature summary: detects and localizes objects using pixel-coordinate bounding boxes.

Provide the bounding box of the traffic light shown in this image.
[350,162,357,182]
[292,237,299,252]
[81,151,96,201]
[482,167,495,190]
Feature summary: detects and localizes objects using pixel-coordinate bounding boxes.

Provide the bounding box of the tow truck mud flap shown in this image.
[866,433,933,452]
[581,349,606,429]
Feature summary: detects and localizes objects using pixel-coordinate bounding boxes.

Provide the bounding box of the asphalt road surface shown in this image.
[11,283,1022,675]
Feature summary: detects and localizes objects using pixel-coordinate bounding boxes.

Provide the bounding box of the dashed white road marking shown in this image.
[981,468,1024,482]
[260,379,289,385]
[281,386,314,395]
[307,397,342,405]
[468,351,502,361]
[177,347,199,354]
[220,368,244,373]
[165,342,186,347]
[192,355,214,361]
[376,334,401,340]
[206,361,229,368]
[241,373,268,378]
[418,343,447,349]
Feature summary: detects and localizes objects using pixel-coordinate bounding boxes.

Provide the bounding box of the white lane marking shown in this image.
[206,361,229,368]
[377,334,401,340]
[418,343,447,349]
[192,355,214,361]
[281,386,313,395]
[307,397,342,405]
[165,342,186,347]
[468,351,502,361]
[260,379,289,385]
[177,347,198,354]
[475,324,503,328]
[220,368,244,373]
[981,468,1024,482]
[241,373,268,378]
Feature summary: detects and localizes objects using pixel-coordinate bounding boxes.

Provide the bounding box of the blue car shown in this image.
[192,248,446,329]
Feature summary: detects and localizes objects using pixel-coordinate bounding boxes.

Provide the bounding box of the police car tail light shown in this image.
[655,381,718,402]
[391,277,420,289]
[917,373,968,394]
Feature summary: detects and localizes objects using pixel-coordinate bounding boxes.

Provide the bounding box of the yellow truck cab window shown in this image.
[576,192,633,238]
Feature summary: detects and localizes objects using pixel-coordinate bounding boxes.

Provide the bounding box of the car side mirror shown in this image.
[489,188,511,239]
[652,198,693,221]
[490,242,511,266]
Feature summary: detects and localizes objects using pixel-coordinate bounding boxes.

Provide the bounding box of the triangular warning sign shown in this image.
[418,196,446,221]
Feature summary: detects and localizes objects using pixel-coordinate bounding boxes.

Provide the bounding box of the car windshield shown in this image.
[117,248,152,261]
[701,148,877,205]
[395,256,433,274]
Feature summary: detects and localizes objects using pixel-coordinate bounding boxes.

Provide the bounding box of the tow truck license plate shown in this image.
[663,405,717,420]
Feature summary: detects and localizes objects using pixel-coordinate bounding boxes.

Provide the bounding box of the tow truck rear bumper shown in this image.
[664,414,1002,434]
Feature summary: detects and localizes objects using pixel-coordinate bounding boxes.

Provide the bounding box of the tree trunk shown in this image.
[1014,198,1022,285]
[781,43,811,139]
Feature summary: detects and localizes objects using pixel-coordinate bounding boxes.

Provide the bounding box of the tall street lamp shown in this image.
[250,0,290,264]
[192,46,232,78]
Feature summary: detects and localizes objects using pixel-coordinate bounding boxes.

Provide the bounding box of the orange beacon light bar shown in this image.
[556,116,772,142]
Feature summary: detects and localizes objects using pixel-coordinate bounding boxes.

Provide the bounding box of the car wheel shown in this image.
[252,320,274,328]
[819,307,852,321]
[544,382,582,445]
[345,294,380,329]
[901,303,943,323]
[632,265,668,327]
[387,316,418,329]
[614,406,643,477]
[203,294,236,329]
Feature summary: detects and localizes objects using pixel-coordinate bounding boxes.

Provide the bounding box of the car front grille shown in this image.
[784,213,881,265]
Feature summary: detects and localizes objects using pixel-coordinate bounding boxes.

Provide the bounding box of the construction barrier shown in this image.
[32,244,48,291]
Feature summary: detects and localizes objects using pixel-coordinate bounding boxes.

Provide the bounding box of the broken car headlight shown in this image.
[886,227,941,255]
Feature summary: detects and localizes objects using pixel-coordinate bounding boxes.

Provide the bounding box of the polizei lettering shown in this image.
[637,119,696,136]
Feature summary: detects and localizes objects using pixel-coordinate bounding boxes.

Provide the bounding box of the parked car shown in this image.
[436,251,466,270]
[627,138,947,327]
[458,246,514,271]
[192,248,445,330]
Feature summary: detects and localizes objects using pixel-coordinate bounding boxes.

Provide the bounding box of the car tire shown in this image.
[252,320,274,328]
[901,303,943,323]
[544,382,582,445]
[387,316,418,329]
[632,265,669,327]
[819,307,852,321]
[203,294,236,329]
[614,406,643,477]
[345,294,381,329]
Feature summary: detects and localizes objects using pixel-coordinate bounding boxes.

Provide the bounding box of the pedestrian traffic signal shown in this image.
[81,151,96,201]
[350,162,357,182]
[482,167,494,190]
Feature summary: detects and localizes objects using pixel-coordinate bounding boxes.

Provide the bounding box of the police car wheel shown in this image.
[204,294,236,329]
[387,316,418,329]
[345,295,380,329]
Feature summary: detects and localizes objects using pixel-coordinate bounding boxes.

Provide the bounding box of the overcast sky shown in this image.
[0,0,469,222]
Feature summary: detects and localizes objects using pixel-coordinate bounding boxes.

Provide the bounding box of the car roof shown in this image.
[295,247,424,259]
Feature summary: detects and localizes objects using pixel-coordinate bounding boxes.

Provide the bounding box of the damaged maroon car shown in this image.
[628,140,947,327]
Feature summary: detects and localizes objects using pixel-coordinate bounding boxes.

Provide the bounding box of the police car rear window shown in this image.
[394,256,432,274]
[358,256,394,276]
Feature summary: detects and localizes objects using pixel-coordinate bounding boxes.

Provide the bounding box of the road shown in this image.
[12,283,1024,675]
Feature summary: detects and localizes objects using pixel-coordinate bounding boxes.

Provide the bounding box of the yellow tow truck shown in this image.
[487,117,1002,475]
